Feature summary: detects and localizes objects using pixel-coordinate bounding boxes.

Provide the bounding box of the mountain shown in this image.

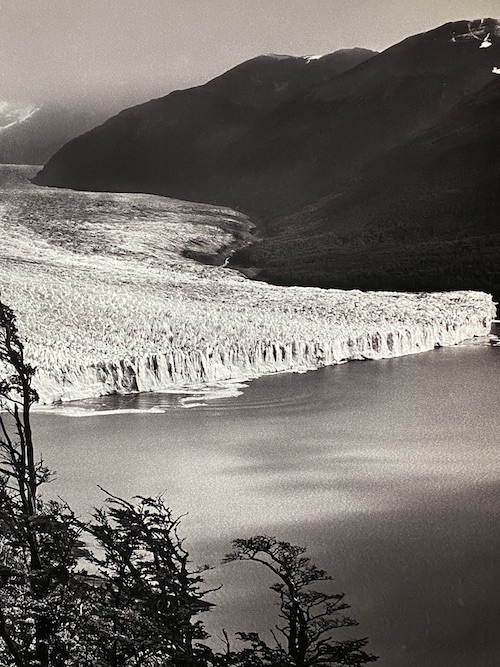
[0,101,39,131]
[212,17,500,220]
[33,18,500,298]
[233,76,500,298]
[32,48,376,198]
[0,102,116,166]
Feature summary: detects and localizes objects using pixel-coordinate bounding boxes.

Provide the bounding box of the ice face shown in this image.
[0,166,495,404]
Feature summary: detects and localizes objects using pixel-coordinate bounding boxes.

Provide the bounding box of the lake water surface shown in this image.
[33,338,500,667]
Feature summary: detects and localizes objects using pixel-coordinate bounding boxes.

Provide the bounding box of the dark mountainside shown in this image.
[236,78,500,297]
[34,19,500,298]
[33,48,375,200]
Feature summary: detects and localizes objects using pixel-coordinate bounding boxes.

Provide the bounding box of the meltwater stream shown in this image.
[32,338,500,667]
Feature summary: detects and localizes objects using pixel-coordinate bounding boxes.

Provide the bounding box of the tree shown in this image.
[84,492,214,666]
[0,299,377,666]
[222,536,377,667]
[0,299,214,666]
[0,300,83,666]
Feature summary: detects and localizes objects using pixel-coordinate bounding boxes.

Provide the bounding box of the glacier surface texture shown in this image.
[0,166,495,404]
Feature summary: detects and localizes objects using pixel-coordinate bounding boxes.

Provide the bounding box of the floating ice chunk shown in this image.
[36,406,167,417]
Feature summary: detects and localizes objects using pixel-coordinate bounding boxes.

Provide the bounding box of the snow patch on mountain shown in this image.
[303,55,325,63]
[0,101,39,131]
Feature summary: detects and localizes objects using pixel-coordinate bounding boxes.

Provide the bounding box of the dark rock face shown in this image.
[34,18,500,298]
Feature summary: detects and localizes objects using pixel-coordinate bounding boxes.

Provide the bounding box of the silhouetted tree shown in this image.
[0,300,214,666]
[84,492,213,666]
[0,300,83,666]
[222,536,377,667]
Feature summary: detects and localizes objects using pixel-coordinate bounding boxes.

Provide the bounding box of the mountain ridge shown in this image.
[32,18,500,298]
[0,102,121,166]
[33,47,376,202]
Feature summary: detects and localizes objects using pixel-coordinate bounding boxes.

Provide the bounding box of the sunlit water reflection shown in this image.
[33,339,500,667]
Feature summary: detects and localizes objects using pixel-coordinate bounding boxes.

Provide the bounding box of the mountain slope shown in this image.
[234,77,500,297]
[213,18,500,218]
[33,18,500,298]
[33,48,375,200]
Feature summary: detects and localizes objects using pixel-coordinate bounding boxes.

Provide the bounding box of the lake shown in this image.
[33,336,500,667]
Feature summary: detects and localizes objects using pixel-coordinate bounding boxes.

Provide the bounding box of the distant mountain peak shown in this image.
[261,53,296,61]
[261,53,328,63]
[0,101,39,131]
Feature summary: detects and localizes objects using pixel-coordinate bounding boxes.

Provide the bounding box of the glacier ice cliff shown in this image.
[29,291,493,404]
[0,166,496,404]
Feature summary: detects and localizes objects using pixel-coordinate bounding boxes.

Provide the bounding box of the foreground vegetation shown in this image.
[0,300,377,666]
[235,232,500,302]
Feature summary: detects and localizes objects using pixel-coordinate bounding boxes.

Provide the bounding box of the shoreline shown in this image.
[32,330,497,416]
[29,292,495,406]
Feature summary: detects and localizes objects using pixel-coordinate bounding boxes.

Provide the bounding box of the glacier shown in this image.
[0,165,495,405]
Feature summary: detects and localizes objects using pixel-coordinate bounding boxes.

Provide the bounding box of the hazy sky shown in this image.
[1,0,497,107]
